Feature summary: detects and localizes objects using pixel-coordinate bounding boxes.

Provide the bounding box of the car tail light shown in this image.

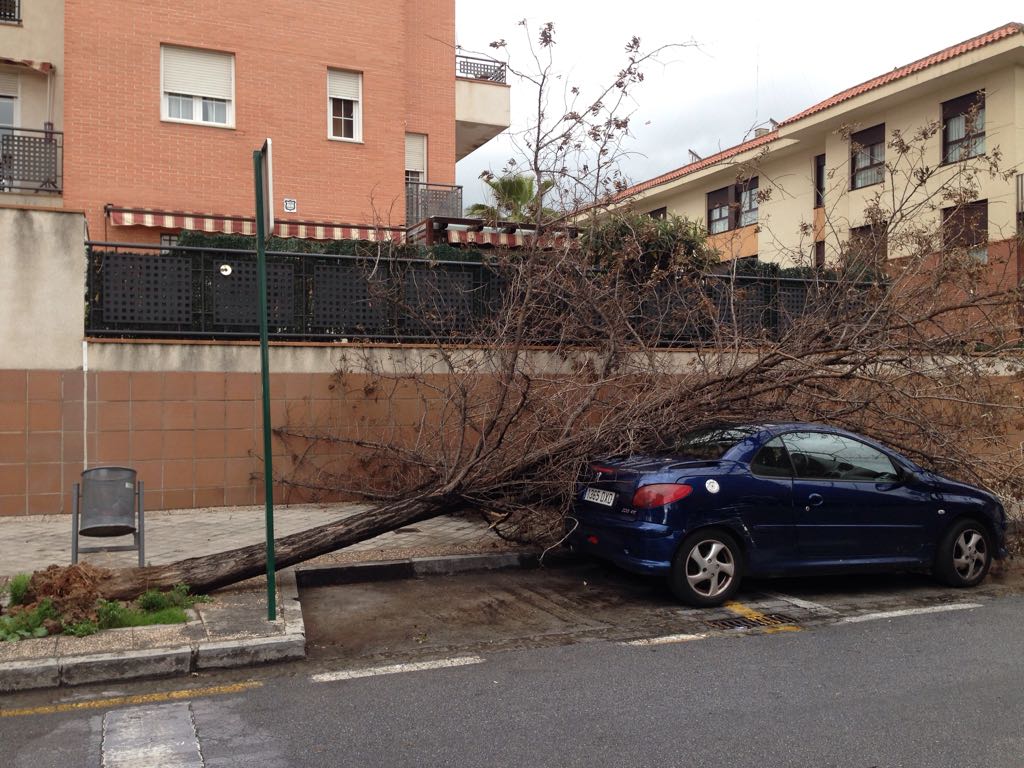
[631,483,693,509]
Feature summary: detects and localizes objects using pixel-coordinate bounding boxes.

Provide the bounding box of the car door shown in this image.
[739,437,798,569]
[780,431,933,563]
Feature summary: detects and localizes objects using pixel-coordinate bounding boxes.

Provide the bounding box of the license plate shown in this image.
[583,487,616,506]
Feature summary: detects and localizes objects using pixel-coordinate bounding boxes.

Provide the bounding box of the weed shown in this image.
[96,599,187,630]
[7,573,31,606]
[136,584,209,612]
[0,599,57,642]
[65,620,99,637]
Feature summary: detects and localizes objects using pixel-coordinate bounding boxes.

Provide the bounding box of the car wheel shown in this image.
[669,529,744,607]
[934,519,993,588]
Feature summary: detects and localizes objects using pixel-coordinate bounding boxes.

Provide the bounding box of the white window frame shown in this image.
[0,71,19,129]
[327,69,363,143]
[160,45,235,129]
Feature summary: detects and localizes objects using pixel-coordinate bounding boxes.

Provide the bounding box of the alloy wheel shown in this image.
[952,528,988,582]
[685,539,736,598]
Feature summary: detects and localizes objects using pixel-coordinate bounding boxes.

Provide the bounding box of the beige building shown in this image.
[0,0,63,206]
[622,22,1024,273]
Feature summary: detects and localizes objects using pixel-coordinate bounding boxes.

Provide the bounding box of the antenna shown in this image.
[688,149,703,163]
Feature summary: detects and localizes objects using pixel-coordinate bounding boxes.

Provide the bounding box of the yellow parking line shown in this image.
[0,680,261,718]
[725,600,802,634]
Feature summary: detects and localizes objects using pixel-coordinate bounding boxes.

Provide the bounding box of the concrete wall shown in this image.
[0,207,85,370]
[635,42,1024,267]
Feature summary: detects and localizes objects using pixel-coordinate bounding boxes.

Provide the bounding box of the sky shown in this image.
[454,0,1022,207]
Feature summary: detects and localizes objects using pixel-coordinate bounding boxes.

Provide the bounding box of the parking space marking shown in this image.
[311,655,485,683]
[760,591,841,616]
[621,633,707,647]
[838,603,983,624]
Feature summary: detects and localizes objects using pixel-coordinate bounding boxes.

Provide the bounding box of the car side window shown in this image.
[750,437,793,478]
[780,432,899,482]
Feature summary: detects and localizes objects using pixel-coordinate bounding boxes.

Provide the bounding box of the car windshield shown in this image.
[671,426,759,460]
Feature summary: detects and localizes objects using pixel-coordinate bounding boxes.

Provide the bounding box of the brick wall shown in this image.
[64,0,457,240]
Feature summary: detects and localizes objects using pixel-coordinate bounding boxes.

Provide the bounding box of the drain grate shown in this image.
[705,613,797,630]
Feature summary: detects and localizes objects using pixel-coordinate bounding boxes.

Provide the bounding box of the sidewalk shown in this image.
[0,503,513,579]
[0,504,525,693]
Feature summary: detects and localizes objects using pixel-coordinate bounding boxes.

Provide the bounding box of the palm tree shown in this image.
[466,174,558,223]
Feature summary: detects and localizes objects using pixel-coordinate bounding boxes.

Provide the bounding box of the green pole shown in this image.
[253,150,277,622]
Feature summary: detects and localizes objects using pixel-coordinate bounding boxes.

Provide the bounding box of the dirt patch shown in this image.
[25,563,113,623]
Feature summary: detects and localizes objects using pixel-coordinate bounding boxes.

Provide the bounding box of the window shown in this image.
[942,91,985,163]
[850,124,885,189]
[750,437,793,478]
[738,177,759,227]
[707,187,731,234]
[814,154,826,209]
[328,69,362,141]
[404,133,427,184]
[942,200,988,262]
[0,70,17,138]
[161,45,234,127]
[648,207,667,220]
[848,223,887,265]
[780,432,900,482]
[814,241,825,269]
[0,0,20,23]
[671,426,759,460]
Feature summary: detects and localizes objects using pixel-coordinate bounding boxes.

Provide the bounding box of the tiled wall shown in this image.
[0,369,384,516]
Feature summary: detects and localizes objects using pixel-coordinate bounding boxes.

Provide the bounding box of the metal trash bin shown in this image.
[71,466,145,566]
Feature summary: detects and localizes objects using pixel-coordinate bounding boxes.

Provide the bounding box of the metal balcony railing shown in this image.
[0,0,20,22]
[406,181,463,225]
[0,127,63,193]
[456,55,506,84]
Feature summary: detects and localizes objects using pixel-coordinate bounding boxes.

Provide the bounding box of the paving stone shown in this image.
[0,636,57,662]
[55,627,134,657]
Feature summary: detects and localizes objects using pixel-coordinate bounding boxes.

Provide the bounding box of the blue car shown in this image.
[568,423,1008,606]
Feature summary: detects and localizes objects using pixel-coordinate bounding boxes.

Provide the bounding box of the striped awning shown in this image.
[105,206,405,242]
[446,228,572,250]
[0,57,56,75]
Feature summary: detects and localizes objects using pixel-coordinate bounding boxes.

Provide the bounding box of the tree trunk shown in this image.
[94,498,441,601]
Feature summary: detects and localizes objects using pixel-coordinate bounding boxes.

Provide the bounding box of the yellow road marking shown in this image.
[0,680,261,718]
[725,600,802,634]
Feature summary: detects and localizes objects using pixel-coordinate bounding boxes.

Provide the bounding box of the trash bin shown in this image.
[71,466,145,566]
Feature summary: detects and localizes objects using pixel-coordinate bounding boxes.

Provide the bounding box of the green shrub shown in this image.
[0,599,57,642]
[7,573,31,606]
[97,598,187,630]
[65,620,99,637]
[136,584,208,613]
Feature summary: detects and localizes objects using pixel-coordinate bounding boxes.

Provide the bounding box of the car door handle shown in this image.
[805,493,824,511]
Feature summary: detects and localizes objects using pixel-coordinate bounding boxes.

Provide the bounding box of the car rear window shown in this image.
[672,427,758,459]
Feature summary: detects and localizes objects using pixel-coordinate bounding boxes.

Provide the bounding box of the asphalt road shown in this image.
[2,570,1023,768]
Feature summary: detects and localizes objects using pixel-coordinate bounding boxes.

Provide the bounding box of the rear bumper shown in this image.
[567,511,680,575]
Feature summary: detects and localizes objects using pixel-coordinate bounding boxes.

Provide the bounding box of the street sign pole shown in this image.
[253,140,276,622]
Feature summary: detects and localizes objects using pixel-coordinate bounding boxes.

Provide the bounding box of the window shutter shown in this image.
[328,69,361,101]
[405,133,427,173]
[706,187,730,209]
[162,45,233,100]
[0,71,17,97]
[851,123,884,147]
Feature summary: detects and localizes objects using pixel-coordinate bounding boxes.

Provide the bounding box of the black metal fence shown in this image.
[456,55,507,83]
[0,127,62,193]
[406,181,463,225]
[85,242,877,344]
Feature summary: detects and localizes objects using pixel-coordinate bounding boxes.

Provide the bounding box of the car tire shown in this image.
[934,518,993,588]
[669,529,744,607]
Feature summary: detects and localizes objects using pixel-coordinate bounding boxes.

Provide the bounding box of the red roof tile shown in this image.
[621,22,1023,200]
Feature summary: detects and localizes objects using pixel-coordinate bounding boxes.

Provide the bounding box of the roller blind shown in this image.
[405,133,427,173]
[162,45,233,100]
[328,69,360,101]
[0,71,17,97]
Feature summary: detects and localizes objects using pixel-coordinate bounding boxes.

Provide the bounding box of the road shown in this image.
[2,564,1023,767]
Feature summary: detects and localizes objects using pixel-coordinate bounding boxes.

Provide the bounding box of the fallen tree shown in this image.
[30,23,1024,603]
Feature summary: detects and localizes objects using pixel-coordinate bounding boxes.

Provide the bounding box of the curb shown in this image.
[0,571,306,694]
[295,549,580,589]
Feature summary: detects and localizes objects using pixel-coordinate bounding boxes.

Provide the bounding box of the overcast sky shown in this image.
[454,1,1022,207]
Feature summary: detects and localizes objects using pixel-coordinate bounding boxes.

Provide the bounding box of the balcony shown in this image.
[0,127,63,194]
[0,0,20,23]
[455,55,511,161]
[406,181,463,225]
